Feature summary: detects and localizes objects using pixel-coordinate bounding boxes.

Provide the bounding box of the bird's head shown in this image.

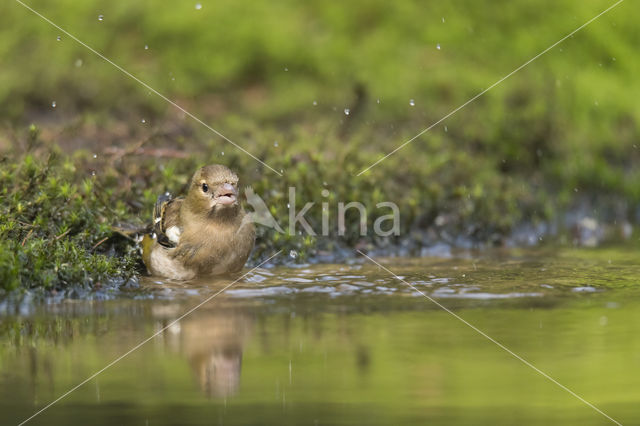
[186,165,240,217]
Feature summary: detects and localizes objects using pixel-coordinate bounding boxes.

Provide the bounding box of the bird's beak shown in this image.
[215,183,238,206]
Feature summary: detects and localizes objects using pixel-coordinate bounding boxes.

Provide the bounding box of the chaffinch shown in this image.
[142,164,255,280]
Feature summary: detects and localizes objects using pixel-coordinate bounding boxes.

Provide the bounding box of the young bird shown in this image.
[142,165,255,280]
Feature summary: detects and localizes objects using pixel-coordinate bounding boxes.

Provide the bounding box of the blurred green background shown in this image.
[1,0,639,288]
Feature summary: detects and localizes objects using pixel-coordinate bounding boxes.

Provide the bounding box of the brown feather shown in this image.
[144,164,255,279]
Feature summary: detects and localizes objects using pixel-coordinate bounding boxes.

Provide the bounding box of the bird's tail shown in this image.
[111,223,150,242]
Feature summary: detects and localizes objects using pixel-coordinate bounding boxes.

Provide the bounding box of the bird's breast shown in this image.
[149,243,196,280]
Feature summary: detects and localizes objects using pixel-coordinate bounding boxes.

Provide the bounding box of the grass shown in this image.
[0,0,638,290]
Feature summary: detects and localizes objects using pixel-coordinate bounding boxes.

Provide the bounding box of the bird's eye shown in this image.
[201,183,209,193]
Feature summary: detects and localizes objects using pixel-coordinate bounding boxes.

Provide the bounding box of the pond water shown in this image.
[1,247,639,425]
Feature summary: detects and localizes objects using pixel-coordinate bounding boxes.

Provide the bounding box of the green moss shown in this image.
[0,149,138,291]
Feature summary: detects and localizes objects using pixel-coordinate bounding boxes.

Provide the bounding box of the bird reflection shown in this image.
[184,309,251,398]
[157,305,252,398]
[188,337,243,397]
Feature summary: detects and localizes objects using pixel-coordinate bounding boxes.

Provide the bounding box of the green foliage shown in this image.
[0,150,138,291]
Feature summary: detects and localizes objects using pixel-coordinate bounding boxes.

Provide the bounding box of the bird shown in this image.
[141,164,255,280]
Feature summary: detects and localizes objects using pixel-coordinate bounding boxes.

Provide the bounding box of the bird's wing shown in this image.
[152,194,184,248]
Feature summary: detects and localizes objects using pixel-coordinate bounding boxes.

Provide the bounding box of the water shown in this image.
[1,247,639,425]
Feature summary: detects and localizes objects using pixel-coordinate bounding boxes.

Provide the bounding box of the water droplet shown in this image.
[195,3,202,10]
[442,17,445,23]
[51,101,56,108]
[75,58,83,67]
[289,250,298,259]
[98,14,104,21]
[56,36,61,41]
[376,98,380,104]
[436,43,441,50]
[409,99,415,106]
[221,151,224,156]
[344,108,350,116]
[141,119,146,124]
[91,170,96,176]
[284,67,288,72]
[273,141,278,147]
[280,169,284,174]
[144,45,149,50]
[287,203,291,209]
[92,154,97,159]
[312,100,317,106]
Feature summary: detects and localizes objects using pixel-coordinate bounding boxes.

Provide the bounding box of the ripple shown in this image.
[226,286,298,298]
[572,286,598,293]
[301,286,335,294]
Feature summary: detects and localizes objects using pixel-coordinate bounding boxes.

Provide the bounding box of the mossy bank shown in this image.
[1,0,639,290]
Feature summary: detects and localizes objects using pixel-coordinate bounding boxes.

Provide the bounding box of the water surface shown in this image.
[1,247,639,425]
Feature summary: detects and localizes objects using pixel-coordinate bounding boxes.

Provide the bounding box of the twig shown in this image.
[55,229,71,240]
[91,236,109,251]
[107,137,149,164]
[21,228,34,246]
